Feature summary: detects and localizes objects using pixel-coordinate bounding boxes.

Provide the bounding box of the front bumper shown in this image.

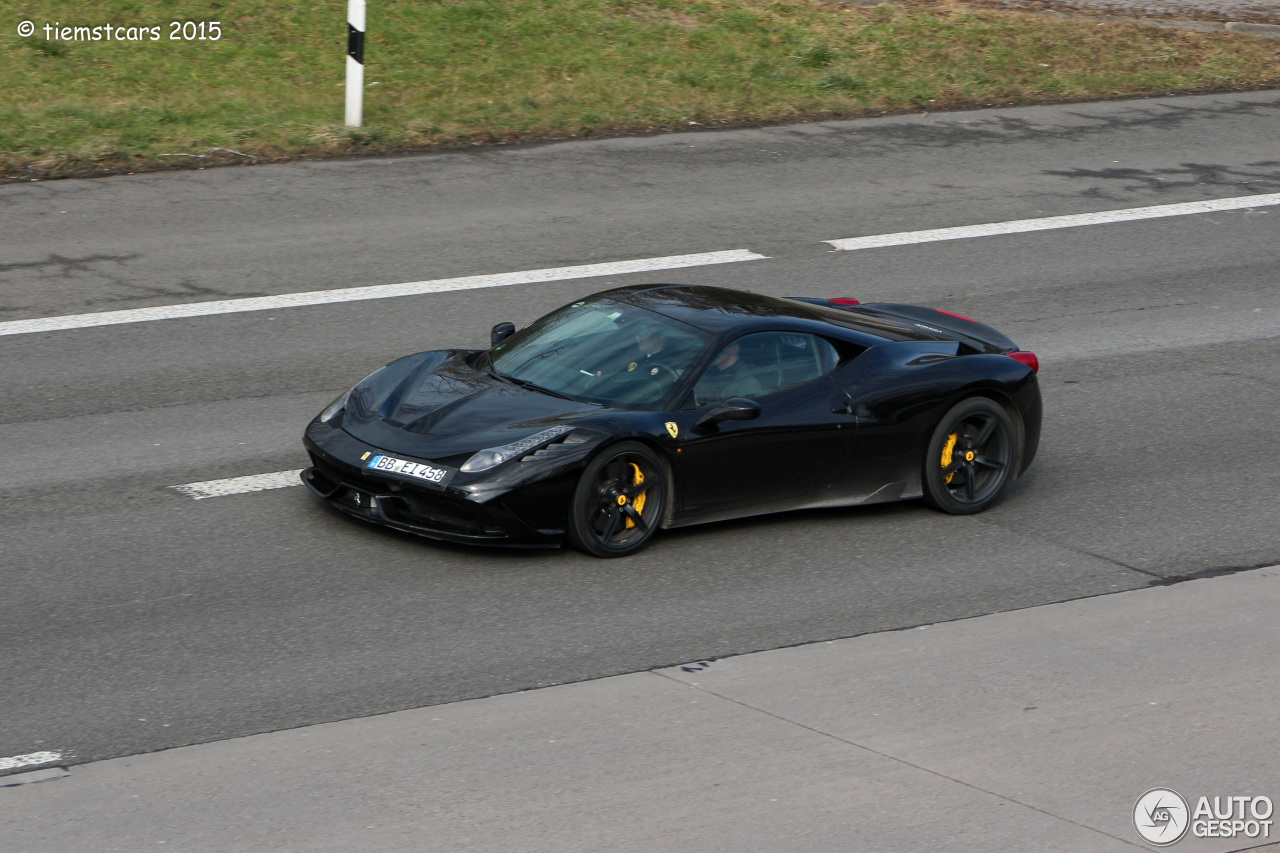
[302,418,564,548]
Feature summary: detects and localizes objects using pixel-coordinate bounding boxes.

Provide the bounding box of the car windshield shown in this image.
[489,298,712,408]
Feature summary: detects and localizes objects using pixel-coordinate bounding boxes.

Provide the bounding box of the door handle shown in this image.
[832,402,853,415]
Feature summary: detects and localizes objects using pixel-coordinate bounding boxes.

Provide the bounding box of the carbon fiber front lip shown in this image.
[302,418,563,547]
[301,467,543,545]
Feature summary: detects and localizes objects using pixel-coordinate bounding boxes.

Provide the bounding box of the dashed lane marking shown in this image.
[7,194,1277,339]
[172,470,304,500]
[0,751,63,772]
[0,250,768,338]
[824,192,1280,251]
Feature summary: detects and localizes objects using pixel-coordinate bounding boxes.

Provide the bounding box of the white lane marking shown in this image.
[0,249,768,338]
[172,470,304,500]
[825,192,1280,251]
[0,751,62,771]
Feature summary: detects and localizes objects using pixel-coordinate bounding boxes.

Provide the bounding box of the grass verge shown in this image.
[4,0,1279,179]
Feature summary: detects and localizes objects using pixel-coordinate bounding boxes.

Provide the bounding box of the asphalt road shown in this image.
[2,90,1279,769]
[994,0,1280,25]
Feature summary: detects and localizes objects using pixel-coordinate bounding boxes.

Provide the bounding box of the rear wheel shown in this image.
[567,442,666,557]
[922,397,1015,515]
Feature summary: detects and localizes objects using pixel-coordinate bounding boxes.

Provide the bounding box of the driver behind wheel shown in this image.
[632,321,678,368]
[590,319,691,383]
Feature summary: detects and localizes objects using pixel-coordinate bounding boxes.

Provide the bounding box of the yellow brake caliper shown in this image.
[625,463,646,528]
[941,433,959,484]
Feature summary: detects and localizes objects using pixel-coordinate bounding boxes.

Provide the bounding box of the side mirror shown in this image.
[694,397,761,431]
[491,322,516,347]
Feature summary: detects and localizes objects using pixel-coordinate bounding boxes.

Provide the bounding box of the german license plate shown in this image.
[367,454,450,484]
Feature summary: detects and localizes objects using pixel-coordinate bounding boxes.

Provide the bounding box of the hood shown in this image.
[340,350,599,460]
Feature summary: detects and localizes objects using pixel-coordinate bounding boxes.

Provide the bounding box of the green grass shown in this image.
[4,0,1279,178]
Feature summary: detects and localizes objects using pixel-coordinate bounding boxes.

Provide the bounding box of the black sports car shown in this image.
[302,284,1041,557]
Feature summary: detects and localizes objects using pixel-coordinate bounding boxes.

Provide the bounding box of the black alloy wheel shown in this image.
[922,397,1016,515]
[567,442,666,557]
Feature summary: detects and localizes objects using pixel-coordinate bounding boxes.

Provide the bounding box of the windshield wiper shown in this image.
[492,369,573,400]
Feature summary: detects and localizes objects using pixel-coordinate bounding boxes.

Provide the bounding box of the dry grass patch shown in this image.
[3,0,1278,179]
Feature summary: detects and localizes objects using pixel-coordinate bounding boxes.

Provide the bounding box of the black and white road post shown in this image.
[345,0,366,127]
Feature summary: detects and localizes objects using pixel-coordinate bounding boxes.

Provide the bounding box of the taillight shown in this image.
[1008,351,1039,373]
[828,297,860,305]
[935,309,977,322]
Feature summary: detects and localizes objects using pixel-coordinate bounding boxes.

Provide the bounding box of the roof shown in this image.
[600,284,924,346]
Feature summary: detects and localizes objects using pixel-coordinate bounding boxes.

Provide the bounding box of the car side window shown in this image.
[694,332,840,407]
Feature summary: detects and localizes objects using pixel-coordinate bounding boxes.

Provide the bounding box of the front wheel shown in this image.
[921,397,1016,515]
[566,442,666,557]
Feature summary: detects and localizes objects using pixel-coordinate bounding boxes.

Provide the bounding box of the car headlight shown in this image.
[461,426,574,473]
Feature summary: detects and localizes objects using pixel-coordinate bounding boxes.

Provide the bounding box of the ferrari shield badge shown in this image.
[665,422,679,439]
[627,362,638,372]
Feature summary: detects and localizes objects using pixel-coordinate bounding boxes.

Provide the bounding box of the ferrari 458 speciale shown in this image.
[302,284,1041,556]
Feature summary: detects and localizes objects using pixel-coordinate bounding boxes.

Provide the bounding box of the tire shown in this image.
[566,442,667,557]
[921,397,1016,515]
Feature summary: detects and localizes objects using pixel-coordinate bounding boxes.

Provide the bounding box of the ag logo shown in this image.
[1134,788,1190,846]
[665,422,679,439]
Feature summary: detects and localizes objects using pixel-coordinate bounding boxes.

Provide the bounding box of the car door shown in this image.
[821,340,964,505]
[674,332,854,519]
